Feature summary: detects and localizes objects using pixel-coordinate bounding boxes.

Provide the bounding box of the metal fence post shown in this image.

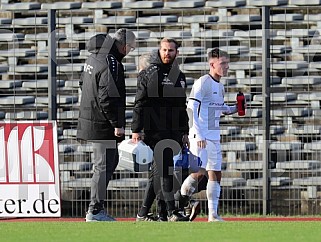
[262,6,271,215]
[48,9,57,120]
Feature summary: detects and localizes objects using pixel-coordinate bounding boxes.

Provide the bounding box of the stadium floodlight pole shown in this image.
[48,9,57,120]
[262,6,271,216]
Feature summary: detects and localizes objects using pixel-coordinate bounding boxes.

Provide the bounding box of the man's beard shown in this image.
[162,55,176,65]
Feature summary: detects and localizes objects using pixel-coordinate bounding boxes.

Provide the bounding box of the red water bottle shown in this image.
[237,92,245,116]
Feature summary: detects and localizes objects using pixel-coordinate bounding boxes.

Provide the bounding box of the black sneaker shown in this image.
[156,216,168,222]
[185,200,200,221]
[136,213,156,222]
[167,211,189,222]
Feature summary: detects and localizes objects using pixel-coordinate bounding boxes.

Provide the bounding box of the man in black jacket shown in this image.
[131,38,189,221]
[77,29,136,222]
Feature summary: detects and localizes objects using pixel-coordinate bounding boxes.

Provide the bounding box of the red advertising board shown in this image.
[0,121,61,217]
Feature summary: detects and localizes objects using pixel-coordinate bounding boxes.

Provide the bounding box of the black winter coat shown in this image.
[131,51,189,147]
[77,34,126,141]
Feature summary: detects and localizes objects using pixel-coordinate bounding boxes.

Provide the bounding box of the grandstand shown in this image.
[1,0,321,217]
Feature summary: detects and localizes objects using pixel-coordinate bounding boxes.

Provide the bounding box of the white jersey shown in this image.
[188,74,237,141]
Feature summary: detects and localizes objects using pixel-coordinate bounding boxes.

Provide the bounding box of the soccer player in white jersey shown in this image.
[180,48,237,222]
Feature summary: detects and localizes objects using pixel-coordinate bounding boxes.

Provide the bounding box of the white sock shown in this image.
[206,181,221,216]
[180,175,197,197]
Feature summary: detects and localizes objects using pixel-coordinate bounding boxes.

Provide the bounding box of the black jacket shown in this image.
[77,34,126,141]
[131,50,189,147]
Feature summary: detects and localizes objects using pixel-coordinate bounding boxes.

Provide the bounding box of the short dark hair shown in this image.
[208,48,229,60]
[160,37,180,50]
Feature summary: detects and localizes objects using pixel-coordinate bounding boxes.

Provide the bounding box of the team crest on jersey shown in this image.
[162,74,173,85]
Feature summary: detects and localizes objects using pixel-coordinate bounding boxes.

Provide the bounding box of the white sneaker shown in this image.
[208,213,224,222]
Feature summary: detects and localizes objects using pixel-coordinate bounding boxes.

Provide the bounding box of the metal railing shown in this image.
[1,3,321,217]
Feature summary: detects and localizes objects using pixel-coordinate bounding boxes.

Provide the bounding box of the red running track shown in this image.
[1,217,321,222]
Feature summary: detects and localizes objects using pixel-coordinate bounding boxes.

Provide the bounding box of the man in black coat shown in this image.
[131,38,189,221]
[77,29,136,222]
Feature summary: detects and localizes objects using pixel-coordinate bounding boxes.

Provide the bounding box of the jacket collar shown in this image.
[109,43,125,62]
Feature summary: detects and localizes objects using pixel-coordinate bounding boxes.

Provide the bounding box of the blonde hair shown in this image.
[160,37,180,50]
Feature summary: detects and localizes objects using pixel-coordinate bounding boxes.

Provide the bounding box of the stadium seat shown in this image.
[0,64,9,73]
[0,33,24,41]
[62,177,91,188]
[38,48,80,57]
[290,125,321,135]
[179,62,209,72]
[293,177,321,186]
[35,96,78,105]
[247,177,292,186]
[178,15,218,24]
[193,29,234,38]
[123,1,163,9]
[41,2,82,10]
[22,79,65,89]
[5,111,48,120]
[57,110,79,120]
[304,141,321,150]
[228,161,264,170]
[253,92,297,102]
[221,77,238,86]
[0,96,35,105]
[63,129,78,137]
[108,178,148,189]
[57,17,93,25]
[136,15,178,24]
[247,0,288,6]
[220,177,247,187]
[229,61,262,70]
[152,30,192,39]
[205,0,246,7]
[95,16,136,25]
[304,13,321,21]
[25,32,66,41]
[0,2,41,10]
[238,76,281,87]
[81,1,122,9]
[272,61,309,70]
[12,17,47,26]
[219,14,261,23]
[220,126,241,135]
[282,76,321,86]
[127,47,158,57]
[290,0,321,5]
[235,29,277,38]
[164,0,205,8]
[57,64,83,73]
[270,141,302,151]
[0,48,36,57]
[271,14,304,22]
[0,80,22,88]
[273,108,312,117]
[0,18,11,24]
[242,125,285,135]
[221,141,256,151]
[276,160,321,169]
[12,64,47,73]
[277,29,318,38]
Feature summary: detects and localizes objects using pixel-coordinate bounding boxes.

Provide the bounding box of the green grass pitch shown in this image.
[0,221,321,242]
